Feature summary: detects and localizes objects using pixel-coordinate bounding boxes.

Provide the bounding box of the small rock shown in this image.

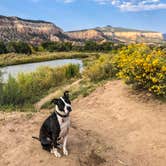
[9,128,15,132]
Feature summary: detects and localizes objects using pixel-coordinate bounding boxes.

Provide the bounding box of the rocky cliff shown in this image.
[0,16,164,44]
[0,15,69,44]
[66,29,108,42]
[67,26,164,44]
[163,34,166,40]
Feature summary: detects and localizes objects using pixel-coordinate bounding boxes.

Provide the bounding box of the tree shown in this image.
[40,42,73,52]
[84,41,98,51]
[16,42,32,54]
[6,42,17,53]
[0,70,3,104]
[6,42,32,54]
[61,42,72,51]
[0,41,7,54]
[41,42,57,52]
[100,42,114,51]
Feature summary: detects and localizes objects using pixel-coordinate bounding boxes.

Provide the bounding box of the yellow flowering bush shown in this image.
[114,44,166,96]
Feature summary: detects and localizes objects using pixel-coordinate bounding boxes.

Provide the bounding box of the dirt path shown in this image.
[0,80,166,166]
[35,79,82,110]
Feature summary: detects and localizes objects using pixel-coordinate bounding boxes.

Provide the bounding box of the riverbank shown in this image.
[0,64,80,108]
[0,51,98,67]
[1,59,83,82]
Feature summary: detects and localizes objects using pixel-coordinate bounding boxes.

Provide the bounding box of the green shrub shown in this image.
[16,42,32,54]
[1,75,22,105]
[84,41,98,51]
[99,42,114,51]
[0,70,3,103]
[6,42,17,53]
[65,64,80,79]
[6,42,32,54]
[0,41,7,54]
[0,64,80,106]
[84,55,117,81]
[41,42,72,52]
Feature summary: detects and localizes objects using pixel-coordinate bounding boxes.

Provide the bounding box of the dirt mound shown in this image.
[0,80,166,166]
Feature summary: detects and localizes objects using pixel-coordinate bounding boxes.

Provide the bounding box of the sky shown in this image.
[0,0,166,33]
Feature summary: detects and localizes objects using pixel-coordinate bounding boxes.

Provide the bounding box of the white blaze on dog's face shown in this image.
[51,91,72,116]
[61,97,72,114]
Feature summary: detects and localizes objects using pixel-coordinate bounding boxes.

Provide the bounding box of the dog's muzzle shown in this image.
[55,105,71,117]
[55,97,72,117]
[67,106,72,112]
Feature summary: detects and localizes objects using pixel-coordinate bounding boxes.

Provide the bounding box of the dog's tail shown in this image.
[32,136,40,141]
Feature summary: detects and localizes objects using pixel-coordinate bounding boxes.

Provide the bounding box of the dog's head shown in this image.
[51,91,72,117]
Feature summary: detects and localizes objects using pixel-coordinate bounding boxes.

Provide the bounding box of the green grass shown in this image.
[0,78,79,112]
[0,64,80,109]
[70,79,98,99]
[0,104,36,112]
[41,79,107,110]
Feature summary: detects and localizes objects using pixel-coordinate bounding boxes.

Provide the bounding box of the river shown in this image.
[0,59,83,81]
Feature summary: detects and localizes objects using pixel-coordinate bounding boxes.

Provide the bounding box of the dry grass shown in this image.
[0,52,98,67]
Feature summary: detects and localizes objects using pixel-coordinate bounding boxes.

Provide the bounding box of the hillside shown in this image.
[163,34,166,40]
[0,15,165,44]
[67,25,164,44]
[65,29,108,42]
[0,15,69,44]
[0,80,166,166]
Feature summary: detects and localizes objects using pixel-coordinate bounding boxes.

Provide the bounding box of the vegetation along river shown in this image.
[1,59,83,81]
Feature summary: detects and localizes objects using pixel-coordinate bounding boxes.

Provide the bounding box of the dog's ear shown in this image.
[51,98,59,105]
[64,91,70,98]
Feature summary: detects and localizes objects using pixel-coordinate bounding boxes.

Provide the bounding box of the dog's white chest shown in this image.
[57,115,70,139]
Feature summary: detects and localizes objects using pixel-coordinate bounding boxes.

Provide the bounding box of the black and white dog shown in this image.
[33,91,72,157]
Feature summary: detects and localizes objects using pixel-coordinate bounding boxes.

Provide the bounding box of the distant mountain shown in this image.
[0,15,69,44]
[66,25,164,44]
[0,16,165,44]
[163,34,166,40]
[96,25,156,33]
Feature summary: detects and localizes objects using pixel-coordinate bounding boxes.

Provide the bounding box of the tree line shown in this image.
[0,41,32,54]
[0,40,125,55]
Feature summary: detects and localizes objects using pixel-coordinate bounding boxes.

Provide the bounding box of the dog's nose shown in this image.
[67,106,72,112]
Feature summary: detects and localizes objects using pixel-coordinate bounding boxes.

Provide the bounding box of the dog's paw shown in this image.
[63,148,69,156]
[54,152,61,158]
[50,149,54,154]
[51,148,61,158]
[54,151,61,158]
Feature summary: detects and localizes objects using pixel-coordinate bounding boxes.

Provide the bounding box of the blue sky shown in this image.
[0,0,166,33]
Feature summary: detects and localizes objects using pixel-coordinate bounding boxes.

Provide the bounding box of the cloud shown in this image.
[57,0,75,3]
[63,0,75,3]
[48,0,166,11]
[94,0,166,11]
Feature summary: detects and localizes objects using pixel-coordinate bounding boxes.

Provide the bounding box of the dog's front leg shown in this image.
[51,147,61,158]
[52,133,61,158]
[63,135,68,156]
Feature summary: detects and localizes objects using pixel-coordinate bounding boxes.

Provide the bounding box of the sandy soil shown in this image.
[0,80,166,166]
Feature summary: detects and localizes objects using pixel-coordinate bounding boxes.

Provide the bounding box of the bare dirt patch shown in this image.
[0,80,166,166]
